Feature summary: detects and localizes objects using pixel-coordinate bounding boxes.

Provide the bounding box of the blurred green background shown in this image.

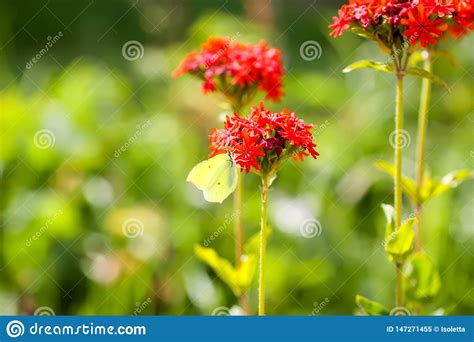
[0,0,472,315]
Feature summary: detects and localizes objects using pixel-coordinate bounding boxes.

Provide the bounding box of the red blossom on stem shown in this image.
[209,103,319,174]
[329,0,473,48]
[402,4,449,47]
[172,36,284,103]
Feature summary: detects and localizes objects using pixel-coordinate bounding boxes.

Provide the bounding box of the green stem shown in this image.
[415,53,432,253]
[395,75,404,308]
[258,176,269,316]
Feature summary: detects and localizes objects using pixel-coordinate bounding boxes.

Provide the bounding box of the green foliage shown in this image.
[405,67,449,90]
[420,169,473,203]
[355,295,389,316]
[376,161,472,205]
[404,252,441,302]
[194,245,256,296]
[382,205,416,263]
[376,161,418,204]
[342,60,394,74]
[0,0,473,316]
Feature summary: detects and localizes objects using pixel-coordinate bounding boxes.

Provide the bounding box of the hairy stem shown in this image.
[258,176,269,316]
[395,75,405,307]
[415,53,432,253]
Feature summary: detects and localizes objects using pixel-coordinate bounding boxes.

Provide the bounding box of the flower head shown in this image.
[172,37,284,105]
[209,103,319,174]
[329,0,472,49]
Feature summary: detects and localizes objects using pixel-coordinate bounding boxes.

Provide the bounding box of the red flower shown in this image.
[328,0,470,48]
[449,0,474,38]
[173,37,284,102]
[209,103,319,174]
[329,7,353,37]
[402,4,448,47]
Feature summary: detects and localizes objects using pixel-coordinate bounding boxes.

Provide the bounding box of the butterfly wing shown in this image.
[186,154,238,204]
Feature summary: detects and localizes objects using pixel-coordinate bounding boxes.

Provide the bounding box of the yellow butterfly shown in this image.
[187,153,238,203]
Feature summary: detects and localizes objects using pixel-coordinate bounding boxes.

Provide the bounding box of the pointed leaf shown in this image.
[404,252,441,301]
[375,161,418,204]
[382,204,395,241]
[405,67,449,90]
[356,295,389,316]
[235,254,257,290]
[343,60,394,74]
[385,218,416,263]
[423,169,473,202]
[194,245,240,296]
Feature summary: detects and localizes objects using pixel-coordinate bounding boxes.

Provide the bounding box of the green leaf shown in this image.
[194,245,257,296]
[349,27,376,41]
[194,245,241,295]
[404,252,441,301]
[355,295,389,316]
[383,208,416,263]
[235,254,257,291]
[382,204,396,239]
[244,228,272,255]
[422,169,473,202]
[409,50,459,68]
[343,60,394,74]
[375,161,418,204]
[405,67,449,90]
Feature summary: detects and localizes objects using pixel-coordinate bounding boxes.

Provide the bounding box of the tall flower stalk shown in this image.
[394,74,405,306]
[174,37,284,314]
[209,103,319,315]
[329,0,461,313]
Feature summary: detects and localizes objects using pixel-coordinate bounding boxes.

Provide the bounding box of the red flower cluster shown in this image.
[329,0,473,47]
[450,0,474,37]
[172,36,284,102]
[209,103,319,173]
